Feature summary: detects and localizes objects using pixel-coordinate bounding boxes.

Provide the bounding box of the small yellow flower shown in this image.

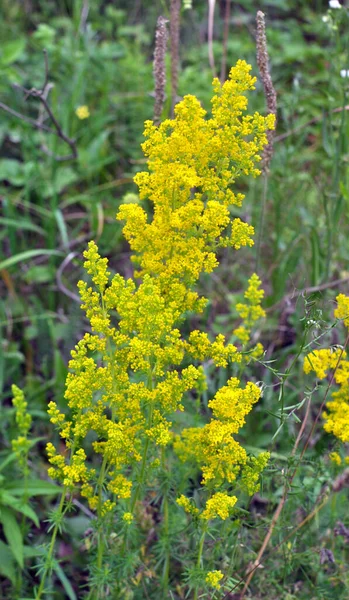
[122,512,134,524]
[335,294,349,328]
[75,105,90,120]
[205,570,223,590]
[329,451,342,466]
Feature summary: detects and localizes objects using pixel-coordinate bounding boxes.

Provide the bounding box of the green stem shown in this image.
[194,529,206,600]
[161,449,170,597]
[96,455,108,572]
[35,490,66,600]
[255,172,268,274]
[130,368,154,513]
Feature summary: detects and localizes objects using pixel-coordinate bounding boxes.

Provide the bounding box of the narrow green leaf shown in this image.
[54,563,77,600]
[1,493,39,527]
[0,452,17,472]
[0,507,24,568]
[54,209,69,248]
[0,540,16,584]
[5,479,61,496]
[310,226,320,286]
[0,249,63,270]
[0,217,46,236]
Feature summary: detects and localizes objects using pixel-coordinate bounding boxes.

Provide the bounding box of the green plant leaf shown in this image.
[0,159,25,185]
[1,493,39,527]
[0,217,46,235]
[0,452,17,472]
[5,479,61,496]
[0,540,16,584]
[0,39,26,65]
[0,507,24,568]
[0,249,63,270]
[54,563,77,600]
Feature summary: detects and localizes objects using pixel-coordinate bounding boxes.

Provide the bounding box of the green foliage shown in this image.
[1,1,349,599]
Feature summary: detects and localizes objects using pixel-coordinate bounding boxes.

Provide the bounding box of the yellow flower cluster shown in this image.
[335,293,349,327]
[205,570,224,590]
[201,492,237,520]
[303,348,344,380]
[122,512,134,524]
[176,494,199,516]
[234,273,266,346]
[46,61,272,522]
[11,385,32,469]
[329,451,349,466]
[304,294,349,447]
[329,451,342,466]
[175,378,270,517]
[118,60,274,313]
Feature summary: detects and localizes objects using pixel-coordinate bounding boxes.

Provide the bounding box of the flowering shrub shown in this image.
[37,60,275,598]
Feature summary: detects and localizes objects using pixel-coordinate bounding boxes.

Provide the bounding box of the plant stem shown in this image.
[96,455,108,572]
[194,529,206,600]
[161,448,170,596]
[35,490,66,600]
[130,368,154,513]
[255,172,268,274]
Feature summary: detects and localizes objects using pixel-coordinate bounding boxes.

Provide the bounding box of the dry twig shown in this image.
[256,11,277,174]
[0,50,77,161]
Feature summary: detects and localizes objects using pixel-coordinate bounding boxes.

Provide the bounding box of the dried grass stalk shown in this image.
[256,10,277,173]
[153,16,169,125]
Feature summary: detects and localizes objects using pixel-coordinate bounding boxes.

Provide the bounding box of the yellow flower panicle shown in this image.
[46,61,273,519]
[234,273,266,347]
[118,60,274,312]
[175,378,270,517]
[304,294,349,448]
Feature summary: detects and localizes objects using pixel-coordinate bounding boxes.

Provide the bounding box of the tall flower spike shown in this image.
[256,11,277,173]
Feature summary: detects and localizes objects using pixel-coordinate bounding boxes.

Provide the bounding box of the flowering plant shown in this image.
[37,60,275,599]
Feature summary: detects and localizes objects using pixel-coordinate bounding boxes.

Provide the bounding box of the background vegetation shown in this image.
[1,0,349,598]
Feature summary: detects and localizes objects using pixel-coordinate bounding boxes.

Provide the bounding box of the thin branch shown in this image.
[56,252,81,304]
[42,49,49,90]
[274,105,349,144]
[265,274,349,314]
[0,51,77,161]
[0,102,56,135]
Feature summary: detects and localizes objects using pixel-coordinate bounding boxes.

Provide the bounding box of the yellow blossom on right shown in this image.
[304,294,349,447]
